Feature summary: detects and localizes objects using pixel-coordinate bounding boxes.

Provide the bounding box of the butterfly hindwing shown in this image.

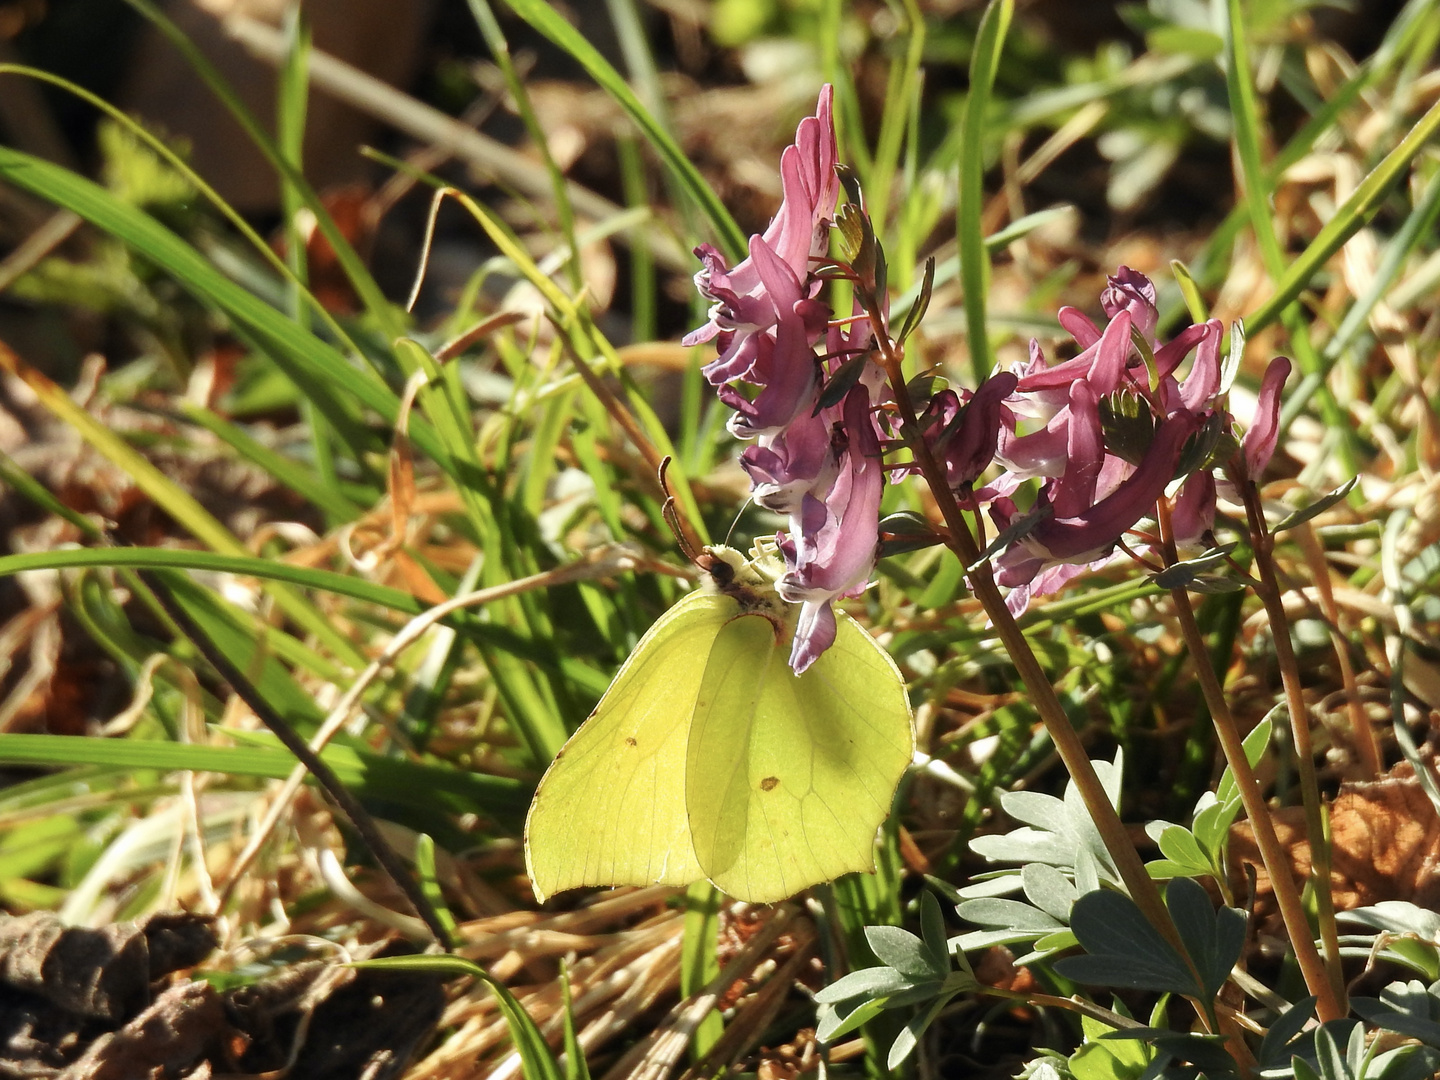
[686,608,914,903]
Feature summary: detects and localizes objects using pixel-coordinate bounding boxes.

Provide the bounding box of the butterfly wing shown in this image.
[524,592,735,901]
[686,609,914,903]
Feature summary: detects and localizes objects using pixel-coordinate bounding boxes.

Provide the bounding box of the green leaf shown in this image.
[888,992,954,1070]
[1166,877,1245,999]
[814,965,913,1005]
[1170,259,1208,323]
[1151,546,1239,591]
[1021,863,1078,922]
[1215,715,1273,810]
[865,925,941,981]
[1220,319,1245,395]
[1259,996,1317,1067]
[919,889,952,976]
[816,994,887,1044]
[1155,826,1212,876]
[1313,1020,1363,1080]
[1271,478,1359,535]
[955,897,1065,934]
[1053,890,1199,996]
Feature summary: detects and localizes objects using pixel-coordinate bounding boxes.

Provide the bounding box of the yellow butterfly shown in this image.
[525,546,914,904]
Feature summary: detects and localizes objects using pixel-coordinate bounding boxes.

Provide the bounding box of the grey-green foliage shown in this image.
[954,752,1122,963]
[969,751,1125,880]
[1052,879,1244,1003]
[1289,1015,1440,1080]
[1335,901,1440,981]
[814,890,978,1069]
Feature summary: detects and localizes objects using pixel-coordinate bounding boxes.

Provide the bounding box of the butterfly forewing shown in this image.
[524,592,731,900]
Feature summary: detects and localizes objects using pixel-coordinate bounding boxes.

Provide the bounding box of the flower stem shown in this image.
[1158,503,1343,1021]
[1293,522,1381,776]
[1240,484,1347,1013]
[870,319,1184,956]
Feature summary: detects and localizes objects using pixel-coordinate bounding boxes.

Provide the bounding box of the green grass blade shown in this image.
[351,955,564,1079]
[0,63,363,359]
[559,962,591,1080]
[277,5,311,310]
[1245,95,1440,334]
[180,404,363,522]
[0,547,423,613]
[124,0,403,341]
[1325,168,1440,361]
[0,150,378,441]
[957,0,1013,383]
[415,834,459,941]
[161,570,336,711]
[0,734,526,817]
[1223,0,1352,470]
[467,0,583,291]
[682,881,724,1058]
[499,0,746,260]
[0,344,366,667]
[867,0,925,243]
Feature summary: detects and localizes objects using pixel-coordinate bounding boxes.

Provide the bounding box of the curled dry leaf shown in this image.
[1230,770,1440,928]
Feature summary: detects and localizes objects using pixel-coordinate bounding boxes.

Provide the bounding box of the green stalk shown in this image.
[957,0,1012,384]
[468,0,582,292]
[1240,486,1346,1011]
[1157,503,1343,1023]
[867,0,925,243]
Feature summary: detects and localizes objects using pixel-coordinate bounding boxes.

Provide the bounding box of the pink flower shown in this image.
[777,388,885,673]
[994,411,1199,590]
[684,87,838,385]
[921,372,1019,495]
[1239,357,1290,481]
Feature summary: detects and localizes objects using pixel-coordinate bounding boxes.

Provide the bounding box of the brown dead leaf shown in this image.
[0,912,217,1077]
[57,980,226,1080]
[0,911,215,1023]
[1230,771,1440,924]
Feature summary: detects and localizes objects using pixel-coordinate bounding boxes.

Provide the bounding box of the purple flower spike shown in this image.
[1050,382,1104,518]
[721,237,829,438]
[684,87,838,383]
[1240,356,1290,480]
[778,387,884,673]
[739,406,835,513]
[996,412,1199,588]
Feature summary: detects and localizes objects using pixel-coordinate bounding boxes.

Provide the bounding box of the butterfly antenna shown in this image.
[722,495,755,549]
[658,457,702,565]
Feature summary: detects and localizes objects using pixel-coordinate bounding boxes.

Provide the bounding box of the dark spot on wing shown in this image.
[625,737,637,747]
[760,776,779,792]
